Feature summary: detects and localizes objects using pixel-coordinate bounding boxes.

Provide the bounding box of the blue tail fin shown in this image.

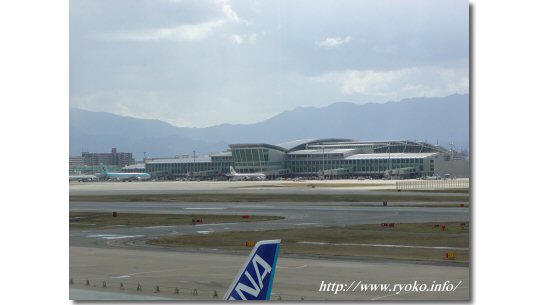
[223,240,281,301]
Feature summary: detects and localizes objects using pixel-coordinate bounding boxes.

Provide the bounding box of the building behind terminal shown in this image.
[70,148,135,174]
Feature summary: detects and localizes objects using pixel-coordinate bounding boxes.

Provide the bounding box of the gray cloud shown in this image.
[100,19,227,42]
[70,0,469,127]
[317,36,352,48]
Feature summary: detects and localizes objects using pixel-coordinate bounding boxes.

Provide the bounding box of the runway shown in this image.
[70,201,469,248]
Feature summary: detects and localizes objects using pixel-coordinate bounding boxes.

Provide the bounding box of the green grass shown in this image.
[69,212,284,229]
[150,222,469,263]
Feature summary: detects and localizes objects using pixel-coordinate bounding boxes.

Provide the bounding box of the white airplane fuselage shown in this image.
[99,163,151,181]
[105,172,151,181]
[228,166,266,180]
[69,174,97,182]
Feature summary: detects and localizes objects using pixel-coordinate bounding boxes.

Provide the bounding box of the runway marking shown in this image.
[294,222,319,226]
[231,205,273,208]
[143,225,176,229]
[196,231,213,234]
[195,222,239,226]
[102,235,145,240]
[111,265,237,279]
[112,268,187,278]
[183,207,226,210]
[87,234,145,240]
[87,234,116,237]
[297,241,468,250]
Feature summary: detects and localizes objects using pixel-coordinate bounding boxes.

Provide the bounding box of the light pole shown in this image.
[388,144,392,180]
[322,146,325,180]
[193,150,196,174]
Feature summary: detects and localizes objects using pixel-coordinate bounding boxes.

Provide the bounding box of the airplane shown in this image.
[420,175,442,180]
[227,166,266,181]
[69,174,97,182]
[99,163,151,181]
[223,239,281,300]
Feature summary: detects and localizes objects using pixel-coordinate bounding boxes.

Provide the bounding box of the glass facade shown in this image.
[286,157,427,177]
[230,145,285,174]
[146,157,232,179]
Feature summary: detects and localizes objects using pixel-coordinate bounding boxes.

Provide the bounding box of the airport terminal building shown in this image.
[144,139,469,180]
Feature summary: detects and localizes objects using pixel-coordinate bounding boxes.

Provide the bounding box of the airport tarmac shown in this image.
[69,180,470,301]
[69,179,468,197]
[69,180,397,194]
[70,246,469,301]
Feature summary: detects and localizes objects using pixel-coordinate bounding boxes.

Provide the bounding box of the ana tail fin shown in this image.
[230,166,237,175]
[223,240,281,301]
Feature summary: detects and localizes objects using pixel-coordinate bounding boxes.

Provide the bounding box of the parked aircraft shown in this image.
[227,166,266,181]
[69,174,97,182]
[99,163,151,181]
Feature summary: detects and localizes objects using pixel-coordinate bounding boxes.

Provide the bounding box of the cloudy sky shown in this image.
[70,0,469,127]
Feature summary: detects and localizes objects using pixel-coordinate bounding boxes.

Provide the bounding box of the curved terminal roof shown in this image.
[230,139,449,154]
[276,138,354,152]
[275,139,316,151]
[229,139,352,153]
[229,143,289,152]
[288,148,357,155]
[345,152,437,160]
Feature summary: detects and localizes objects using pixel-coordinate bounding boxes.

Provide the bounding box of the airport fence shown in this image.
[396,178,469,191]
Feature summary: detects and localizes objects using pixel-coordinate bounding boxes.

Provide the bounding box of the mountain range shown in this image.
[70,94,470,160]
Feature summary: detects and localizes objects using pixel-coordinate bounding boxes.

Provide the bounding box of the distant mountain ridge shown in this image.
[70,94,469,159]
